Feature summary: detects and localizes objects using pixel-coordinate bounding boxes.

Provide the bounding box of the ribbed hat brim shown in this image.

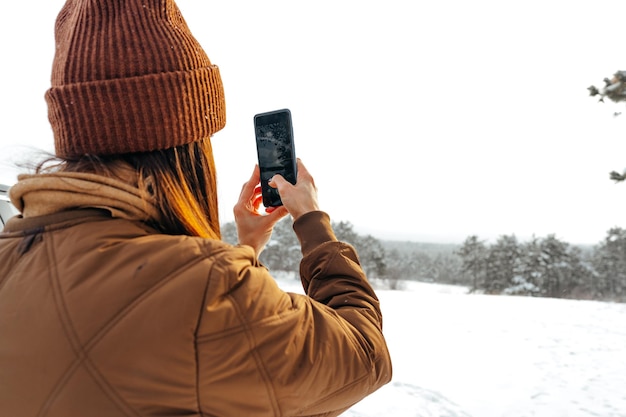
[46,65,226,157]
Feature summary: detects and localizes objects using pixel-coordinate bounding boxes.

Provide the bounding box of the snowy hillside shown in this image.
[275,277,626,417]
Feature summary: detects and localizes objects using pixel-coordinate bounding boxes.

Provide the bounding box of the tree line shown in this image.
[221,219,626,302]
[457,231,625,302]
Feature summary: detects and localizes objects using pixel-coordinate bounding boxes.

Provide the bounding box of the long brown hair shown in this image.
[38,137,221,239]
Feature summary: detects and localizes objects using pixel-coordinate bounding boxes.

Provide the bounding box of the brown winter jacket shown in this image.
[0,173,391,417]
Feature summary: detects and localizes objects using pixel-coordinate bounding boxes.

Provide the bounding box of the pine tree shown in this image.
[484,235,521,294]
[592,227,626,300]
[537,235,570,298]
[457,235,487,292]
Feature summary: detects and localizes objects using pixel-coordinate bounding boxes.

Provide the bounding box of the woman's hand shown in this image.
[269,159,320,221]
[233,165,289,256]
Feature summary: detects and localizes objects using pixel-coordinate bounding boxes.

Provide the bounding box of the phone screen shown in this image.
[254,109,297,207]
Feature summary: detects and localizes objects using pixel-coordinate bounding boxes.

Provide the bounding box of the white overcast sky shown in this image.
[2,0,626,245]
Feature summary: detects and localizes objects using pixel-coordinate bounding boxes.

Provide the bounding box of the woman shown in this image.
[0,1,392,416]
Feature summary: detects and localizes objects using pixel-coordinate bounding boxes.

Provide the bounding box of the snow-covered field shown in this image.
[275,276,626,417]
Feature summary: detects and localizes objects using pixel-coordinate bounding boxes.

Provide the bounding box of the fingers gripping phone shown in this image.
[254,109,297,207]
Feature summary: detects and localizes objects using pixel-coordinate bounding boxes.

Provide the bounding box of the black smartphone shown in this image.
[254,109,297,207]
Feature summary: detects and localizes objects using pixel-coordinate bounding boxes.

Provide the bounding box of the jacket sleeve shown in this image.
[195,211,392,417]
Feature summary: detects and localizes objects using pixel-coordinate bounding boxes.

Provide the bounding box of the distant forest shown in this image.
[222,219,626,303]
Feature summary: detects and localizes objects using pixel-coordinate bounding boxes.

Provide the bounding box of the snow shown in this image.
[274,276,626,417]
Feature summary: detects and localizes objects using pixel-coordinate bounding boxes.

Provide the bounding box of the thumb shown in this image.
[269,174,288,190]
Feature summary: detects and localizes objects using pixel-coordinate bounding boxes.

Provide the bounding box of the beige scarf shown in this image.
[9,171,160,223]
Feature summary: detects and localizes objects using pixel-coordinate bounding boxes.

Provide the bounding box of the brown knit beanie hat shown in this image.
[45,0,226,157]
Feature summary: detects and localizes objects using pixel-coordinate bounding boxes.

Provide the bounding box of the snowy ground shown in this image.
[275,276,626,417]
